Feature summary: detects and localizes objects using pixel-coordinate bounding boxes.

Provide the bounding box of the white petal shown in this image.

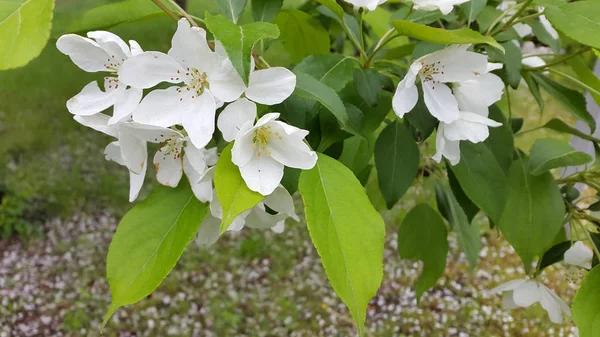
[564,241,593,269]
[523,56,546,68]
[231,121,257,167]
[490,279,528,294]
[182,92,217,149]
[514,23,533,38]
[217,98,257,142]
[239,154,285,196]
[118,52,183,89]
[184,157,214,202]
[422,81,460,123]
[442,111,501,143]
[153,145,184,187]
[184,143,209,175]
[245,206,287,229]
[204,147,219,166]
[453,73,504,116]
[392,75,419,118]
[540,15,559,39]
[227,211,250,232]
[87,31,130,64]
[539,285,567,324]
[129,40,144,56]
[133,87,190,127]
[118,130,148,175]
[487,63,504,72]
[256,112,281,127]
[270,220,285,233]
[513,281,541,308]
[104,141,125,166]
[128,156,147,202]
[168,18,212,70]
[196,214,221,247]
[267,122,317,170]
[119,122,183,143]
[263,185,298,220]
[207,58,245,103]
[56,34,110,72]
[502,292,519,310]
[110,87,142,124]
[432,125,461,165]
[67,80,118,116]
[245,68,297,105]
[424,46,488,83]
[74,113,118,137]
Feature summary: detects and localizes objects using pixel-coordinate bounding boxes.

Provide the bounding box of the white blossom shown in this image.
[118,19,245,148]
[342,0,387,10]
[392,44,488,124]
[412,0,471,15]
[56,31,144,124]
[496,1,532,37]
[490,278,571,324]
[564,241,594,269]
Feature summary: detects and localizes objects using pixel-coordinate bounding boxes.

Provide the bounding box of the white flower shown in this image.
[564,241,594,269]
[432,63,504,165]
[342,0,387,10]
[491,279,571,324]
[413,0,471,15]
[118,19,245,149]
[392,45,488,124]
[229,113,317,195]
[496,1,532,37]
[56,31,144,124]
[197,185,299,247]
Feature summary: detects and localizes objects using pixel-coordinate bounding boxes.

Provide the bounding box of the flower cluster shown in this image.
[57,19,317,239]
[392,44,505,165]
[343,0,469,14]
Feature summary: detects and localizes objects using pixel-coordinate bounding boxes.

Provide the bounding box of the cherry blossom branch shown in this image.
[150,0,180,21]
[510,11,543,26]
[364,28,400,68]
[491,0,534,36]
[165,0,200,28]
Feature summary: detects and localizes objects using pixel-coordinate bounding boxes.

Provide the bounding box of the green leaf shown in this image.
[568,55,600,107]
[299,154,385,337]
[438,183,481,268]
[531,72,596,133]
[543,118,600,143]
[375,121,420,209]
[461,0,487,23]
[528,138,593,175]
[484,106,514,174]
[448,169,480,222]
[214,144,264,233]
[391,20,504,52]
[293,54,355,92]
[450,142,508,224]
[573,265,600,337]
[529,19,560,53]
[398,204,448,300]
[103,183,208,326]
[501,41,522,89]
[294,72,360,135]
[315,0,344,19]
[354,68,382,107]
[544,2,600,50]
[362,91,393,133]
[339,134,375,176]
[205,12,279,85]
[274,9,330,63]
[364,7,408,48]
[522,71,545,112]
[0,0,55,70]
[318,104,364,151]
[213,0,248,23]
[476,6,502,33]
[404,95,438,141]
[498,160,565,272]
[252,0,282,22]
[392,7,445,25]
[538,241,572,271]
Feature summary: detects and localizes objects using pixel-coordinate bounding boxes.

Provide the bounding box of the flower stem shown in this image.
[491,0,534,36]
[364,28,399,68]
[548,68,600,98]
[150,0,180,21]
[578,220,600,259]
[525,47,591,70]
[511,11,543,26]
[165,0,200,28]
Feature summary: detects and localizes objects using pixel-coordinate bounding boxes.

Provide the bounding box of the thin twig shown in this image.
[150,0,180,21]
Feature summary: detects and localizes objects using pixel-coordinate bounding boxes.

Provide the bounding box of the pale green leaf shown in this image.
[528,138,593,175]
[273,9,330,63]
[315,0,344,19]
[398,204,448,300]
[299,154,385,337]
[498,159,565,272]
[0,0,55,70]
[461,0,487,23]
[391,20,504,52]
[293,54,355,92]
[501,41,522,89]
[544,2,600,50]
[573,266,600,337]
[205,12,279,85]
[543,118,600,143]
[214,143,264,233]
[568,55,600,106]
[252,0,282,22]
[103,184,208,326]
[374,121,419,209]
[213,0,248,23]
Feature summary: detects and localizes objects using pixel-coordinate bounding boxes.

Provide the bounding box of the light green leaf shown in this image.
[543,118,600,143]
[252,0,282,22]
[449,142,508,224]
[214,143,264,233]
[461,0,488,23]
[391,20,504,52]
[299,154,385,337]
[103,183,208,326]
[364,7,408,48]
[294,71,360,135]
[0,0,55,70]
[315,0,345,18]
[498,159,565,272]
[544,2,600,50]
[568,55,600,106]
[205,12,279,85]
[531,72,596,133]
[293,54,355,92]
[573,266,600,337]
[522,71,545,113]
[374,121,419,209]
[484,106,514,174]
[392,7,445,25]
[213,0,248,23]
[398,204,448,300]
[528,138,593,175]
[501,41,522,89]
[354,68,382,107]
[274,9,330,63]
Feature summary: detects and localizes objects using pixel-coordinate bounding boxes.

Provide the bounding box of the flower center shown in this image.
[420,60,444,84]
[157,137,184,161]
[103,54,125,72]
[174,68,210,100]
[253,126,273,157]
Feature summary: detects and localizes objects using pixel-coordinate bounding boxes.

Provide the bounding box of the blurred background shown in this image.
[0,0,589,336]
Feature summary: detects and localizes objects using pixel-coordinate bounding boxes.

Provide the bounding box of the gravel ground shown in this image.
[0,207,580,337]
